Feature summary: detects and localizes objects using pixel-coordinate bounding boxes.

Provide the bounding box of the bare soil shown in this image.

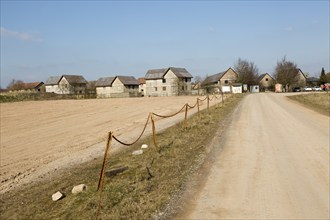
[0,96,219,194]
[177,93,329,219]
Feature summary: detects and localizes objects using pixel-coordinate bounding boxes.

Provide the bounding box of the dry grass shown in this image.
[287,92,330,116]
[0,94,244,219]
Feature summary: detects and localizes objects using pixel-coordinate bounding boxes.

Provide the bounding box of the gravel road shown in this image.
[180,93,329,219]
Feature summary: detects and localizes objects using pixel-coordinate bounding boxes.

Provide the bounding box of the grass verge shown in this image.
[0,94,244,219]
[287,92,330,116]
[0,92,96,103]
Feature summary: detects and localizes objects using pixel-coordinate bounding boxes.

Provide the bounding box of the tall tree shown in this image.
[274,57,299,91]
[319,67,327,85]
[234,58,259,85]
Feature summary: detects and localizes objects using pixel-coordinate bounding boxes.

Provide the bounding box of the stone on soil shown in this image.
[141,144,148,149]
[52,191,64,201]
[72,184,87,194]
[132,149,143,155]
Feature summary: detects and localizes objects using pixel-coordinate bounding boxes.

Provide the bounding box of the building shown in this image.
[201,67,238,93]
[95,76,139,98]
[45,75,87,94]
[95,77,115,98]
[45,76,61,93]
[191,82,205,95]
[294,69,307,87]
[231,83,243,94]
[138,77,146,97]
[250,85,260,93]
[306,77,319,86]
[257,73,275,91]
[145,67,193,97]
[9,82,44,93]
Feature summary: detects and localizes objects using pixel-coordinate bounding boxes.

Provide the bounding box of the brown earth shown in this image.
[0,95,222,193]
[177,93,329,219]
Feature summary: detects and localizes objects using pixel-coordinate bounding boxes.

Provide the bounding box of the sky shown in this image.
[1,0,329,88]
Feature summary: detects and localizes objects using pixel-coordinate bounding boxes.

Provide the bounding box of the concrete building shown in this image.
[145,67,193,97]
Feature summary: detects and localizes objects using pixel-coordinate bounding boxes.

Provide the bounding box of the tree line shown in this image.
[195,56,330,90]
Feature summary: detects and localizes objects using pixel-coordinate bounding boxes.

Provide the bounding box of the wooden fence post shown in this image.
[184,104,188,128]
[97,132,112,191]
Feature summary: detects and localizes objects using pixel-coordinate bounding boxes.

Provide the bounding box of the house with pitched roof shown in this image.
[145,67,193,97]
[257,73,275,91]
[95,77,115,98]
[45,76,61,93]
[294,69,307,87]
[201,67,238,93]
[138,77,146,97]
[45,75,88,94]
[9,81,44,93]
[95,76,139,98]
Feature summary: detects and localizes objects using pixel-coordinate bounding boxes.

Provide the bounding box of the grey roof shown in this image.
[62,75,88,84]
[306,77,319,82]
[95,77,115,87]
[201,68,237,86]
[170,67,193,78]
[45,76,61,85]
[257,73,274,82]
[116,76,139,86]
[201,71,226,86]
[145,67,193,79]
[145,68,168,79]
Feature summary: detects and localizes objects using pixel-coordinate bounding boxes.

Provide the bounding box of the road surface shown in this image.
[179,93,329,219]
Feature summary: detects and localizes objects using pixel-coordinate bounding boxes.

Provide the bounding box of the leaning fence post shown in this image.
[97,132,112,191]
[222,92,224,104]
[184,104,188,128]
[151,113,157,148]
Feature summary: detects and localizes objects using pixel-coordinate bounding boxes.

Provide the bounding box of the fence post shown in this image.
[151,113,157,148]
[207,95,209,110]
[222,92,224,104]
[197,98,200,115]
[97,132,112,191]
[184,104,188,128]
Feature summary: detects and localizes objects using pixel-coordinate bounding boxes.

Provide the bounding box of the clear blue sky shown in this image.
[1,0,329,88]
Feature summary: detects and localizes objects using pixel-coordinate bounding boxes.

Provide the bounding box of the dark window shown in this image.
[224,80,229,84]
[163,86,166,91]
[265,78,269,81]
[162,79,166,83]
[155,87,157,91]
[182,86,185,90]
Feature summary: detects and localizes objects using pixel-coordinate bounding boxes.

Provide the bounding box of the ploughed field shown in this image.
[1,96,212,193]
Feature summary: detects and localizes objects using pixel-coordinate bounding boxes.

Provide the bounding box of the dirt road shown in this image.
[0,95,220,193]
[180,93,329,219]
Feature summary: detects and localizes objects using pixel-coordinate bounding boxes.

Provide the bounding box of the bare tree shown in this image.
[234,58,259,86]
[194,75,202,84]
[193,75,203,95]
[274,57,299,91]
[7,79,25,90]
